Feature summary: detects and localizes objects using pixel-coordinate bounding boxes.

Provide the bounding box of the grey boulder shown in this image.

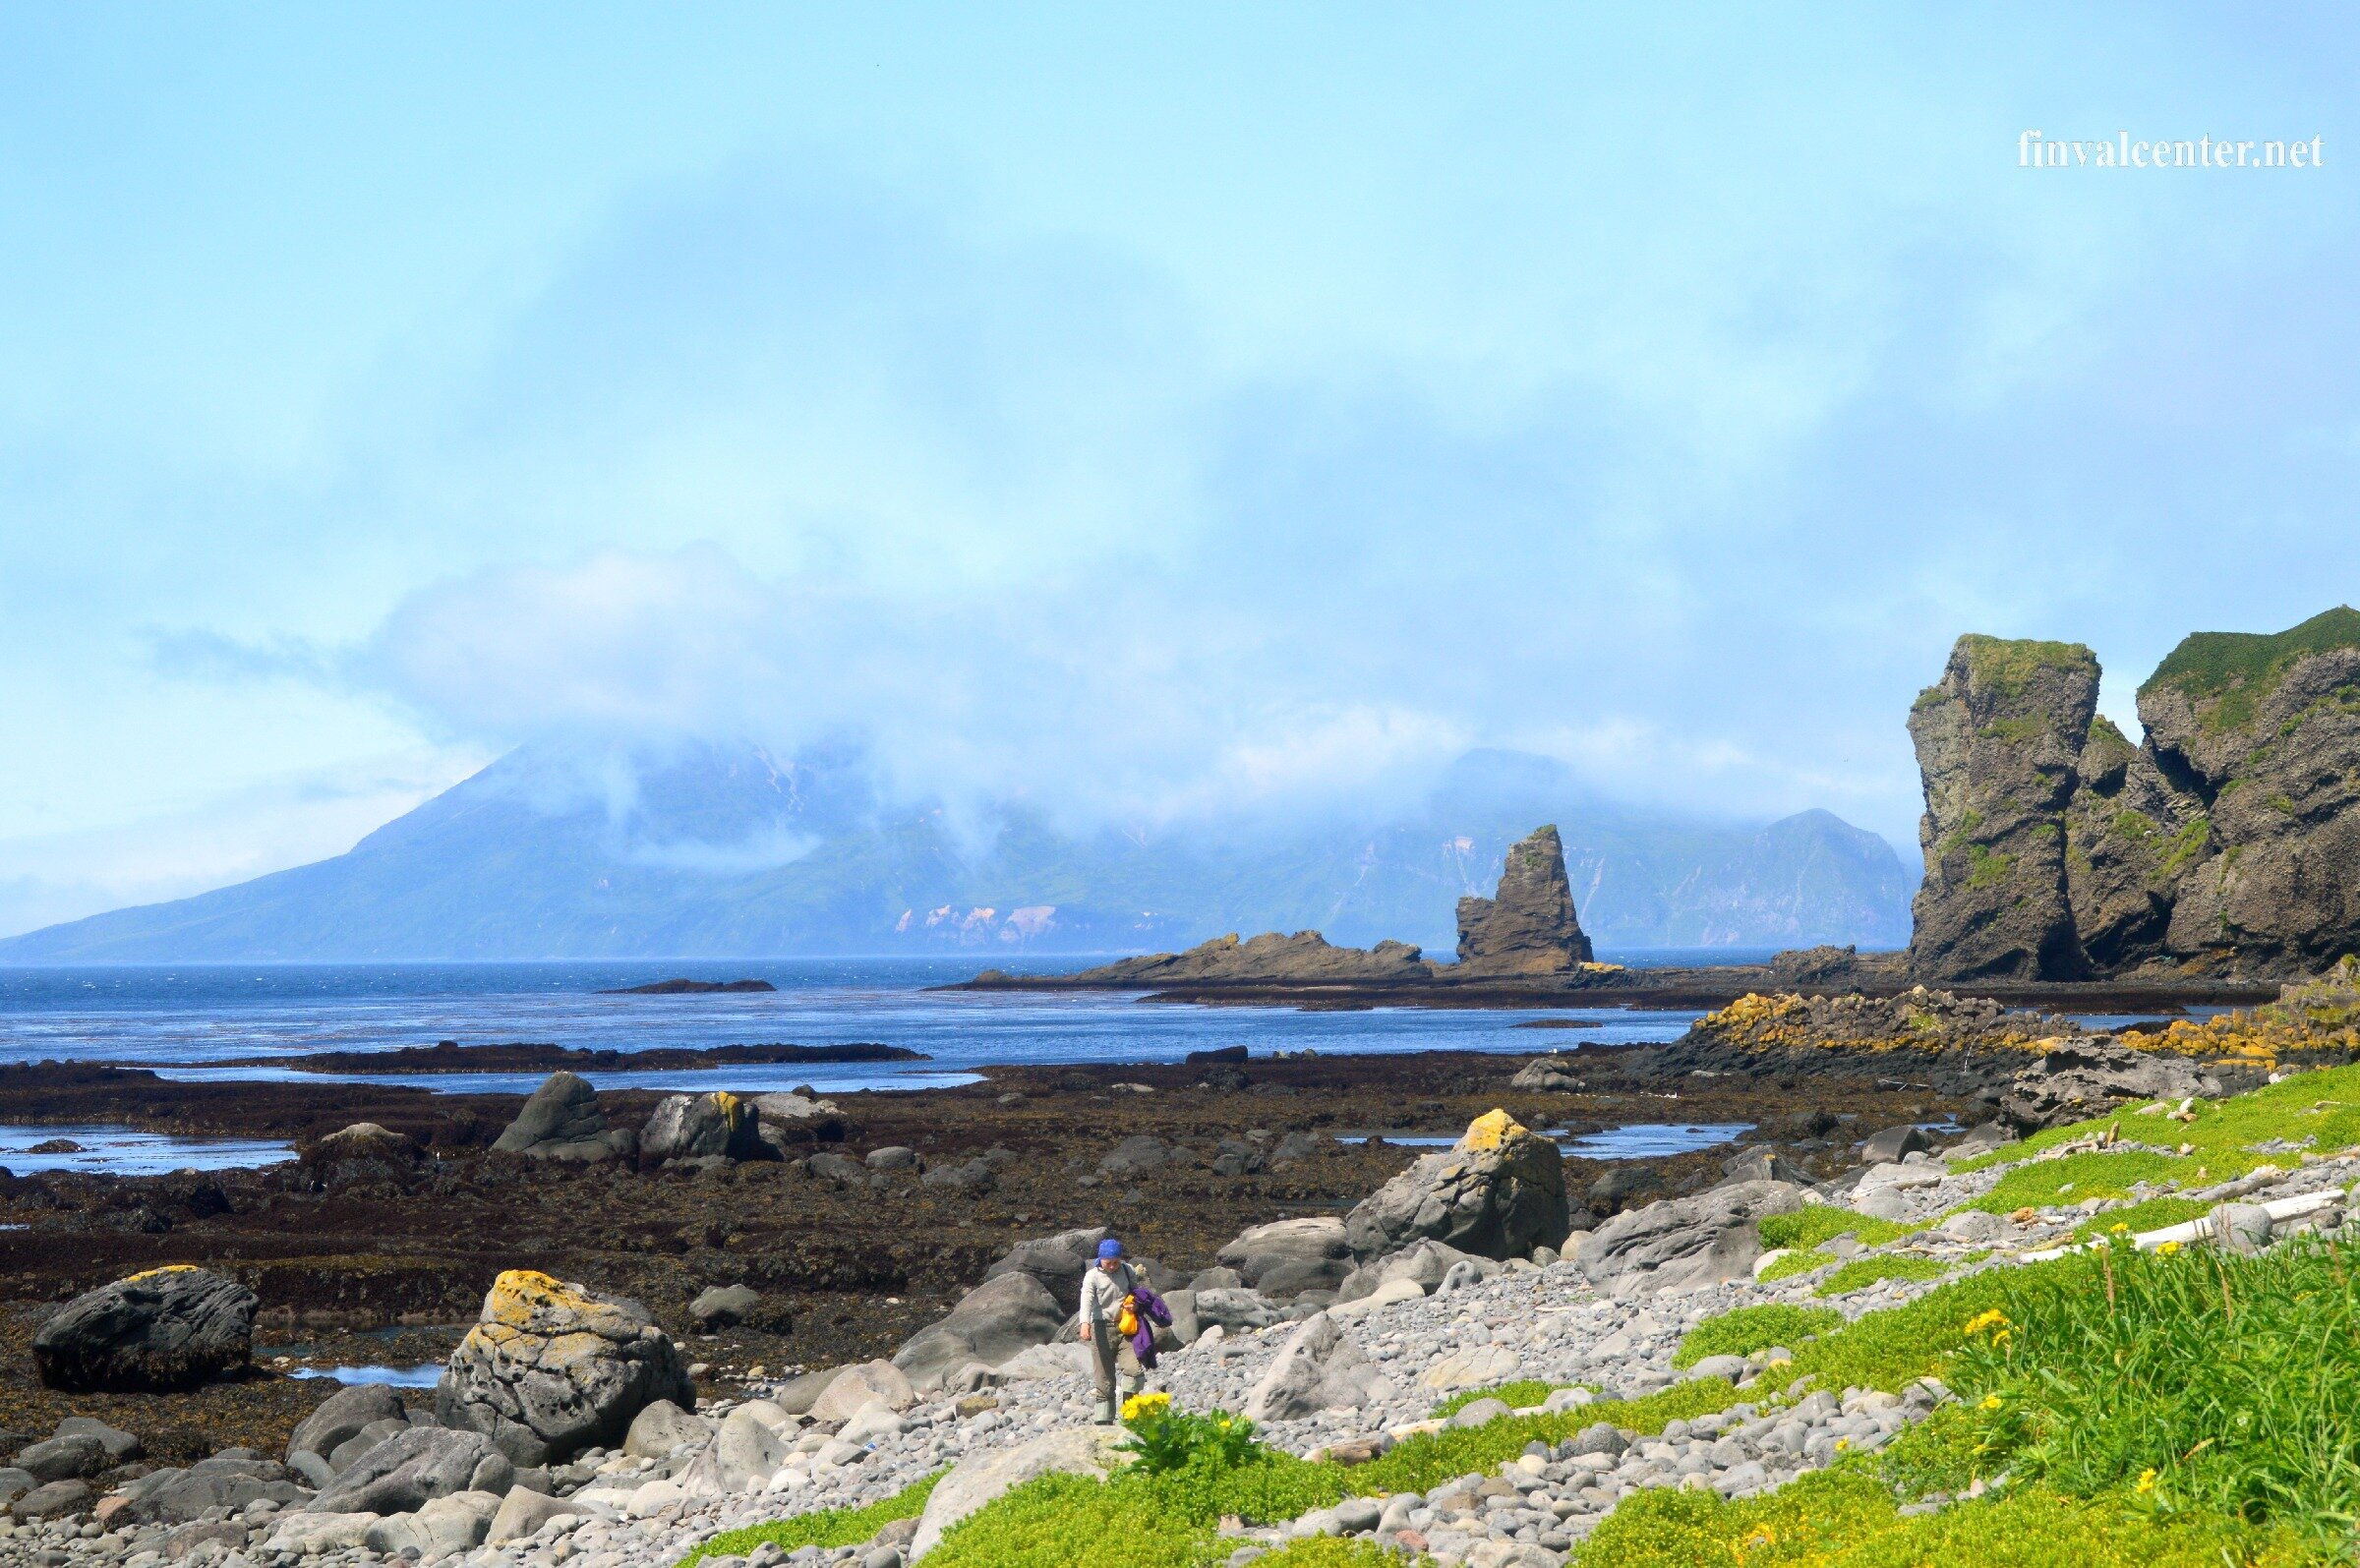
[1188,1288,1279,1334]
[641,1092,762,1164]
[1576,1180,1804,1296]
[119,1453,308,1526]
[690,1283,763,1328]
[1858,1125,1932,1164]
[31,1266,257,1392]
[1509,1057,1584,1093]
[1243,1312,1393,1422]
[306,1426,513,1515]
[980,1227,1110,1308]
[286,1383,408,1474]
[492,1072,635,1163]
[1334,1239,1496,1303]
[1343,1110,1570,1261]
[434,1269,694,1466]
[1215,1217,1353,1299]
[623,1399,714,1459]
[891,1271,1066,1392]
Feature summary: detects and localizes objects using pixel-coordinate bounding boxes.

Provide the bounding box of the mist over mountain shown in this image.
[0,741,1910,962]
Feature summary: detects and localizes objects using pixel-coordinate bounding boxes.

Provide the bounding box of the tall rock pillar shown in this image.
[1907,635,2098,980]
[1455,825,1594,974]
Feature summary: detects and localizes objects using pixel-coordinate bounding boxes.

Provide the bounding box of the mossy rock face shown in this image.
[1908,635,2097,981]
[2139,609,2360,973]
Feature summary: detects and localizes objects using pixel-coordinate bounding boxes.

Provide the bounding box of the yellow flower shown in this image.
[1121,1391,1172,1422]
[2109,1223,2131,1236]
[2136,1469,2157,1494]
[1963,1309,2011,1336]
[2157,1241,2182,1257]
[1739,1523,1776,1551]
[1979,1394,2003,1411]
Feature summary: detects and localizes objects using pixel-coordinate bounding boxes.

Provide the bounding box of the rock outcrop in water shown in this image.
[1066,930,1435,985]
[1061,824,1594,986]
[1909,609,2360,980]
[1453,825,1593,974]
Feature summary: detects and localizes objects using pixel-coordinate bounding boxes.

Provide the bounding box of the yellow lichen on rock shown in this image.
[1460,1109,1527,1152]
[124,1264,202,1282]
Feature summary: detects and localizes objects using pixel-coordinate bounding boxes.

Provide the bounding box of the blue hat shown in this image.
[1096,1238,1125,1259]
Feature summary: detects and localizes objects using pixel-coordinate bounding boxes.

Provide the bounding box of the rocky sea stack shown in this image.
[1909,607,2360,980]
[1063,823,1592,986]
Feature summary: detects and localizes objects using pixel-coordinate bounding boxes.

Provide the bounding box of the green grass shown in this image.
[678,1472,942,1566]
[1566,1464,2292,1567]
[1674,1304,1842,1367]
[1760,1248,1835,1283]
[1759,1207,1917,1252]
[1431,1378,1568,1417]
[2140,605,2360,733]
[1814,1255,1951,1298]
[1955,1237,2360,1553]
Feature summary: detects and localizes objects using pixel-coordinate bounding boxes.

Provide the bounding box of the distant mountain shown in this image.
[0,741,1911,961]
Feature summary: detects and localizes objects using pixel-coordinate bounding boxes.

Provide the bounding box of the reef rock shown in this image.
[1071,931,1433,986]
[434,1270,694,1466]
[31,1266,257,1392]
[1454,825,1593,975]
[491,1072,636,1163]
[1343,1109,1570,1261]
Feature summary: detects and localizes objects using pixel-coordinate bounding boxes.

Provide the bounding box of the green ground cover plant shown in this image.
[1758,1248,1834,1283]
[1963,1149,2199,1213]
[678,1472,941,1566]
[1431,1378,1566,1417]
[1673,1304,1841,1367]
[1759,1206,1916,1252]
[1813,1255,1950,1298]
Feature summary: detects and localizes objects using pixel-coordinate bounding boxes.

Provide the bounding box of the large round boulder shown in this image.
[433,1270,693,1466]
[31,1266,257,1392]
[640,1091,762,1164]
[1343,1109,1570,1261]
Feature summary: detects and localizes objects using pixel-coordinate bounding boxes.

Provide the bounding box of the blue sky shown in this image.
[3,5,2356,934]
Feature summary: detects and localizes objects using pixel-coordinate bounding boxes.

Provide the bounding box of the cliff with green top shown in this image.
[1910,609,2360,981]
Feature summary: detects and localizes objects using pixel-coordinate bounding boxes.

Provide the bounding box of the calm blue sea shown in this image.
[0,957,1748,1171]
[0,957,1714,1095]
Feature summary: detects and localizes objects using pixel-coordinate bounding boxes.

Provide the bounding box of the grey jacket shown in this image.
[1079,1260,1138,1326]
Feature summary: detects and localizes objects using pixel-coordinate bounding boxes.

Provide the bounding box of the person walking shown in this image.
[1077,1236,1142,1424]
